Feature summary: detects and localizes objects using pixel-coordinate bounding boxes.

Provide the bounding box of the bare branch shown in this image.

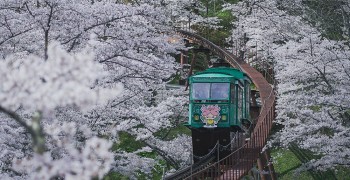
[0,106,34,136]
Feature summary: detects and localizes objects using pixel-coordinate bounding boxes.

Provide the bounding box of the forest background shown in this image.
[0,0,349,180]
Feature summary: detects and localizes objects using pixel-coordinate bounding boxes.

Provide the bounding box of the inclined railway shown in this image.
[165,30,276,180]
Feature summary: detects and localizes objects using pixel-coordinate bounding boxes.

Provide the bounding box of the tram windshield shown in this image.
[192,83,229,100]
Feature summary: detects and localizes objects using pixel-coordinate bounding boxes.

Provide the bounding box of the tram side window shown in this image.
[245,83,250,117]
[238,86,243,120]
[230,84,235,103]
[210,83,229,100]
[192,83,210,99]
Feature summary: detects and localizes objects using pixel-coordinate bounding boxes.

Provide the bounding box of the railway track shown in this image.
[173,29,276,179]
[164,155,216,180]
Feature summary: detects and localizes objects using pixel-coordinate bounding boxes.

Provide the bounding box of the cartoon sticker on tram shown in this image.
[200,105,221,127]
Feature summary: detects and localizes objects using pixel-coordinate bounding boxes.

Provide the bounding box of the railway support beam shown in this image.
[264,149,277,180]
[257,157,266,180]
[256,148,277,180]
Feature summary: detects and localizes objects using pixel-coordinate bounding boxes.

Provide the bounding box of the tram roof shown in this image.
[192,67,245,79]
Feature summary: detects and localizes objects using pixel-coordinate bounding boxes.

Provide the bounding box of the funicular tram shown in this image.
[184,67,252,162]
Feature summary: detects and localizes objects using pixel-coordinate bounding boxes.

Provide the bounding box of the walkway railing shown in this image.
[176,30,276,179]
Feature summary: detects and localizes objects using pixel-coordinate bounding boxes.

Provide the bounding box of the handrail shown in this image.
[164,155,215,180]
[176,29,276,179]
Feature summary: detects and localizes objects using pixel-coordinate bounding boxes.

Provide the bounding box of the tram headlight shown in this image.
[221,114,227,121]
[194,114,200,121]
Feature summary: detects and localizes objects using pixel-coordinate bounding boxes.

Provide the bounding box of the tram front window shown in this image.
[192,83,210,99]
[192,83,229,101]
[211,83,229,100]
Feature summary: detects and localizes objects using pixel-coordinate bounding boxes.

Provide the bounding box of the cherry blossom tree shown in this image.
[226,0,350,171]
[276,0,350,40]
[0,42,121,179]
[0,0,211,179]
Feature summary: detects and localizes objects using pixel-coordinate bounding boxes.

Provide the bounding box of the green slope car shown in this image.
[185,67,252,161]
